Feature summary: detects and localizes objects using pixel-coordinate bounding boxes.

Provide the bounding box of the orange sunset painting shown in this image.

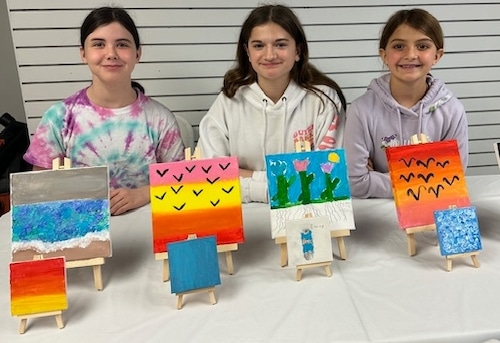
[149,156,244,254]
[10,257,67,316]
[386,140,470,229]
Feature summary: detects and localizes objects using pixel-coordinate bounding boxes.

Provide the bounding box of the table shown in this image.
[1,175,500,342]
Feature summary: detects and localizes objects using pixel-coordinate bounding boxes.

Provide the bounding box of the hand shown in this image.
[239,168,254,178]
[367,158,374,171]
[109,186,150,216]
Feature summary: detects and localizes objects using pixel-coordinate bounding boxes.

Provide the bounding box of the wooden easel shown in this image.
[275,141,350,266]
[17,255,66,334]
[445,252,480,271]
[18,310,64,334]
[403,134,437,256]
[294,214,332,281]
[155,147,238,281]
[52,157,106,290]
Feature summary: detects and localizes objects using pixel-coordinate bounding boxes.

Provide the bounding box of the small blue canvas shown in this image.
[434,206,482,256]
[167,236,221,294]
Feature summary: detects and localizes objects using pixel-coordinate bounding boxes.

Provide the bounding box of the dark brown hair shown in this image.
[223,4,346,110]
[379,8,444,50]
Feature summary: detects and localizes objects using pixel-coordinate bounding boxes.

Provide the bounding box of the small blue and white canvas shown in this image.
[167,236,221,294]
[434,206,482,256]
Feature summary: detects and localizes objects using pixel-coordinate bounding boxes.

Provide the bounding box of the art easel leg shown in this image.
[274,237,288,267]
[225,251,234,275]
[92,264,103,291]
[18,311,64,334]
[65,257,105,291]
[296,262,332,281]
[405,225,436,256]
[331,230,350,260]
[163,259,170,281]
[176,287,217,309]
[445,252,480,271]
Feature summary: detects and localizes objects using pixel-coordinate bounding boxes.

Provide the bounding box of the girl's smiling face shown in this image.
[80,22,141,87]
[379,24,443,88]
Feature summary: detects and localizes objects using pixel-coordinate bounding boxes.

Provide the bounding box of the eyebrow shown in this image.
[89,38,133,43]
[249,38,290,44]
[389,38,434,44]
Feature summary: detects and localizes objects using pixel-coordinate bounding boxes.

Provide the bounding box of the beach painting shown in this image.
[434,206,482,256]
[149,157,244,254]
[386,140,470,229]
[265,149,355,238]
[10,257,67,316]
[168,236,221,294]
[10,166,111,262]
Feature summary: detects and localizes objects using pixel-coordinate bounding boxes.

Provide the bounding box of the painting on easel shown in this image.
[168,236,221,294]
[265,149,355,238]
[434,206,482,256]
[10,257,67,316]
[285,216,333,267]
[10,166,111,262]
[386,140,470,229]
[149,156,244,254]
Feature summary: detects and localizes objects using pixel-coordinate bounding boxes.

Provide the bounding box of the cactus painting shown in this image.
[265,149,355,238]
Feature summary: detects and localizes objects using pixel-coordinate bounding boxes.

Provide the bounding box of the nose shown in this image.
[264,45,276,60]
[106,46,118,60]
[405,46,418,59]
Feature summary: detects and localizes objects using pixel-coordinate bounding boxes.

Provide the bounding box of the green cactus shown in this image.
[272,174,296,207]
[297,171,314,204]
[321,173,340,201]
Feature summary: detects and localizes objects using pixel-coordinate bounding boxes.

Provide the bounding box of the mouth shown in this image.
[398,64,421,69]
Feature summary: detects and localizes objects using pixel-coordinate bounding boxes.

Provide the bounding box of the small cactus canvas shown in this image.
[285,216,333,267]
[265,149,355,238]
[434,206,482,256]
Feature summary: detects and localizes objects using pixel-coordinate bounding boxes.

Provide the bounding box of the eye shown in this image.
[91,42,105,47]
[417,43,430,50]
[276,42,288,48]
[251,43,263,49]
[392,43,404,50]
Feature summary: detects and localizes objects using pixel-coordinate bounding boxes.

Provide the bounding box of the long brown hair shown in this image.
[223,4,346,111]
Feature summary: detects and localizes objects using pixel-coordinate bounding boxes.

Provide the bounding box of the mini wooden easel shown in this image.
[404,134,437,256]
[275,141,349,266]
[155,148,238,281]
[18,310,64,334]
[295,214,332,281]
[52,157,105,290]
[18,255,65,334]
[172,234,217,309]
[445,252,480,272]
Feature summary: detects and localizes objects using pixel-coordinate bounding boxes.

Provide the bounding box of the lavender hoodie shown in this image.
[344,73,468,198]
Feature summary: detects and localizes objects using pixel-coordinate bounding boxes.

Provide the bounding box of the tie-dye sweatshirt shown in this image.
[24,88,185,189]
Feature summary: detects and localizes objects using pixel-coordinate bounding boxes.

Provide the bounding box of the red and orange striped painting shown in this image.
[10,257,67,316]
[149,157,244,253]
[386,140,470,229]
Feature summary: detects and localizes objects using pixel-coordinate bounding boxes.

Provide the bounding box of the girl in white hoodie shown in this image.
[344,8,468,198]
[198,4,346,203]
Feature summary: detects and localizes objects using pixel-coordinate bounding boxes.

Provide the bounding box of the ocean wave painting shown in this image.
[10,166,111,261]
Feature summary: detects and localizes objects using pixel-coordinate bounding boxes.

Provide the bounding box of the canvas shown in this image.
[10,257,67,316]
[265,149,355,238]
[386,140,470,229]
[10,166,111,262]
[434,206,482,256]
[149,157,244,254]
[285,216,333,267]
[167,236,221,294]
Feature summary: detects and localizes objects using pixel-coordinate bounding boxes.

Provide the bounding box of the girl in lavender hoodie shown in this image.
[344,8,468,198]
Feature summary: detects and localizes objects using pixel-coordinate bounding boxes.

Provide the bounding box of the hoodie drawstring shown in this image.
[281,96,287,152]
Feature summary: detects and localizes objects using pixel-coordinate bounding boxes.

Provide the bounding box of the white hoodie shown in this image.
[198,80,345,203]
[344,73,469,199]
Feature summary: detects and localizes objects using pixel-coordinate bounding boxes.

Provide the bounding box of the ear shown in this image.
[80,46,87,63]
[295,46,301,62]
[379,48,387,65]
[434,48,444,65]
[135,47,142,62]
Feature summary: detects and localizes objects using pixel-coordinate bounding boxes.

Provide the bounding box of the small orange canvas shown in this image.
[386,140,470,229]
[10,257,67,316]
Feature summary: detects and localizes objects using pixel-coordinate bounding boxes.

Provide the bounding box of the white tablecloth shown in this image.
[1,175,500,342]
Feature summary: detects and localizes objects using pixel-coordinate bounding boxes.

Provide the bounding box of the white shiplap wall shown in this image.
[6,0,500,175]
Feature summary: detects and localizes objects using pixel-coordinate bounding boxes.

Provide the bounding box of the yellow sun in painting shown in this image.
[328,152,340,163]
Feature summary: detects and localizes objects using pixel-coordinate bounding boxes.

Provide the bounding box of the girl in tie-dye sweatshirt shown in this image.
[23,7,184,215]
